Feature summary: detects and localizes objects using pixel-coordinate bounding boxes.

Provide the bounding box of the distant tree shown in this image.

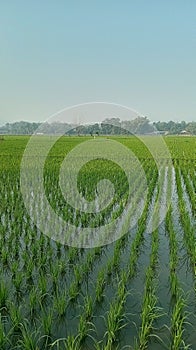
[121,116,153,134]
[186,122,196,135]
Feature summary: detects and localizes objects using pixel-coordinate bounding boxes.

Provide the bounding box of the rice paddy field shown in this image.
[0,135,195,350]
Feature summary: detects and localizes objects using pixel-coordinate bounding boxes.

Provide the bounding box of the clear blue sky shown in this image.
[0,1,195,124]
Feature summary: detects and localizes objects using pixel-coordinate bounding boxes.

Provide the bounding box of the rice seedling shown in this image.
[41,308,54,337]
[104,294,127,346]
[29,287,39,316]
[69,280,80,301]
[50,335,80,350]
[170,296,188,349]
[13,271,24,293]
[0,281,8,310]
[53,289,68,317]
[9,302,23,332]
[0,315,12,349]
[83,295,93,320]
[95,268,106,303]
[17,321,41,350]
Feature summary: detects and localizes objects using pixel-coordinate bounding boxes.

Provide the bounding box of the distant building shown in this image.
[180,130,192,136]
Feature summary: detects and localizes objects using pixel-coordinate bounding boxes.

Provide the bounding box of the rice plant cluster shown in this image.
[0,135,195,350]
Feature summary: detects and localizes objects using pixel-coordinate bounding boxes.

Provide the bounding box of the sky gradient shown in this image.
[0,1,196,124]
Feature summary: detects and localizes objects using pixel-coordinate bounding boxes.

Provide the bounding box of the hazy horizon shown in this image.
[0,1,195,124]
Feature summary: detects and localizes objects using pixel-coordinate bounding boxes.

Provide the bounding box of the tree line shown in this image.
[0,117,195,135]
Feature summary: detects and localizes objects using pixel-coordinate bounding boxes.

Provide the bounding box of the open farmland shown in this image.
[0,135,195,349]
